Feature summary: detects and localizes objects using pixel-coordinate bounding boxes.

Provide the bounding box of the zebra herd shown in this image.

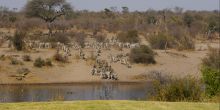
[109,53,132,68]
[1,34,142,81]
[91,59,118,80]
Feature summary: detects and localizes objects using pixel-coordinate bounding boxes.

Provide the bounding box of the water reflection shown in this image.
[0,83,152,102]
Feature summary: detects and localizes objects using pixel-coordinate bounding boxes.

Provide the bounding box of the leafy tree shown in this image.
[25,0,73,36]
[9,15,17,23]
[122,7,129,14]
[104,8,115,18]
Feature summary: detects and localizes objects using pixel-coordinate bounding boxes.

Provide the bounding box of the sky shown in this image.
[0,0,219,11]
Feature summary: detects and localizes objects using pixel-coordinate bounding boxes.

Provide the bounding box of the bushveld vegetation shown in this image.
[0,5,219,51]
[0,0,219,105]
[201,48,220,97]
[94,33,106,43]
[34,57,45,68]
[34,57,53,67]
[117,30,139,43]
[148,30,194,50]
[145,71,203,101]
[146,51,220,102]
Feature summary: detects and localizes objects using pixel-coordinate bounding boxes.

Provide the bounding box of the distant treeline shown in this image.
[0,6,219,38]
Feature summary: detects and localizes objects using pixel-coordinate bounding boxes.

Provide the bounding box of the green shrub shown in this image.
[202,48,220,97]
[117,30,139,43]
[151,75,203,102]
[34,57,45,68]
[201,66,220,97]
[129,45,156,64]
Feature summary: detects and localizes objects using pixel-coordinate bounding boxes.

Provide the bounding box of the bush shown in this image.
[183,13,194,28]
[0,55,6,61]
[12,31,26,51]
[51,32,70,45]
[201,66,220,97]
[148,32,195,50]
[34,57,45,68]
[22,55,32,62]
[202,48,220,97]
[117,30,139,43]
[53,53,68,63]
[129,45,156,64]
[151,75,203,102]
[148,33,173,49]
[45,58,53,66]
[10,58,23,65]
[202,48,220,70]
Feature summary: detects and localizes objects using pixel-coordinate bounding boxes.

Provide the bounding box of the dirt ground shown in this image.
[0,32,219,84]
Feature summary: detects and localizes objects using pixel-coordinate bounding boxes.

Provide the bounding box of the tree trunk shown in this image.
[165,41,168,53]
[47,22,53,37]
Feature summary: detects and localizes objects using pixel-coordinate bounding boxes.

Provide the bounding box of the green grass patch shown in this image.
[0,101,218,110]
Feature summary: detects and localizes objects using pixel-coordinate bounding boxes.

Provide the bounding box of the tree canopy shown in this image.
[25,0,73,23]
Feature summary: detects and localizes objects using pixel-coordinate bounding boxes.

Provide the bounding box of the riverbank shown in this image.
[0,48,209,85]
[0,101,218,110]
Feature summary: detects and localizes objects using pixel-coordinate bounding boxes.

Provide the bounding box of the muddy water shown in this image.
[0,82,153,102]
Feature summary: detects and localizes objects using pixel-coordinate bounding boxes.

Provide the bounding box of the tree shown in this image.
[147,16,157,25]
[104,8,115,18]
[25,0,73,36]
[174,7,183,14]
[12,30,26,51]
[183,13,194,28]
[122,7,129,14]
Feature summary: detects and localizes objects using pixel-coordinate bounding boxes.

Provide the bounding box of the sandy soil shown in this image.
[0,34,219,84]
